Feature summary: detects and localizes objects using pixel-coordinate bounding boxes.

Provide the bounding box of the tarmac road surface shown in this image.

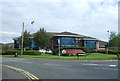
[2,57,119,80]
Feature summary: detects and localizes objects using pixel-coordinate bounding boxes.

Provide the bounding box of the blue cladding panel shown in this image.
[14,40,19,48]
[57,37,76,47]
[84,40,97,51]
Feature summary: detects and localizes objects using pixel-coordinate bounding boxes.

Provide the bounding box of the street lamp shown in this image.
[107,30,110,54]
[31,21,34,50]
[58,39,60,59]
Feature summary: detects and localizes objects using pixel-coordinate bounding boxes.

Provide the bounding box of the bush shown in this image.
[3,50,20,55]
[98,50,106,54]
[53,47,90,55]
[3,50,41,55]
[23,50,41,55]
[98,48,120,54]
[1,49,8,55]
[61,53,77,56]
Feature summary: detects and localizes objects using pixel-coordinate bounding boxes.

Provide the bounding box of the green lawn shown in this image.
[2,53,119,60]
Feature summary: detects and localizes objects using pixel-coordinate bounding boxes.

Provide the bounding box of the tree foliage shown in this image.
[109,32,120,49]
[34,28,50,48]
[19,30,31,48]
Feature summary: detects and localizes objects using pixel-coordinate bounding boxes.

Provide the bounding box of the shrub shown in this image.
[98,50,106,54]
[23,50,41,55]
[61,53,77,56]
[1,49,8,55]
[3,50,19,55]
[53,47,90,55]
[3,50,41,55]
[98,49,120,54]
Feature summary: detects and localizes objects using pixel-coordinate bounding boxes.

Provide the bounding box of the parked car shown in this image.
[45,49,52,54]
[39,49,46,54]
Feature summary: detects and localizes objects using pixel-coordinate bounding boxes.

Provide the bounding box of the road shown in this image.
[2,57,119,80]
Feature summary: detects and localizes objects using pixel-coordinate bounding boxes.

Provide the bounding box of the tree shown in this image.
[109,32,116,40]
[19,30,31,48]
[34,28,50,49]
[109,32,120,52]
[109,32,118,47]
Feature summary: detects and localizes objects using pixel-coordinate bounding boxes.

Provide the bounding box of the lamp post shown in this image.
[21,22,24,55]
[107,30,110,54]
[31,21,34,50]
[58,39,60,59]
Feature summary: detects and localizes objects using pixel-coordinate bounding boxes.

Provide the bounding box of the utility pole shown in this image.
[21,22,24,55]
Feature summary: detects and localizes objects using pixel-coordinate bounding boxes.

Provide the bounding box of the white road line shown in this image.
[83,63,99,66]
[94,67,118,71]
[83,63,117,67]
[109,65,117,67]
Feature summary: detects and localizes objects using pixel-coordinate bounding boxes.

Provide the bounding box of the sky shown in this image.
[0,0,119,44]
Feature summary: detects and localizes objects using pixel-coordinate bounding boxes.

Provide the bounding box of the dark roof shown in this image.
[13,31,101,41]
[48,31,84,38]
[59,31,80,35]
[48,31,99,40]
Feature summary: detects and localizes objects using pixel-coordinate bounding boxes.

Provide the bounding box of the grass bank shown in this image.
[2,53,119,60]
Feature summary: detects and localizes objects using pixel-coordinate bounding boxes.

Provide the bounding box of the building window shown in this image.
[57,37,76,47]
[84,40,97,51]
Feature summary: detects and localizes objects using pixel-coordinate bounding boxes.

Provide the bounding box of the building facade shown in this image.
[13,31,107,51]
[49,32,100,51]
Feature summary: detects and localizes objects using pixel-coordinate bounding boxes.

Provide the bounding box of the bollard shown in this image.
[15,52,18,57]
[117,53,119,59]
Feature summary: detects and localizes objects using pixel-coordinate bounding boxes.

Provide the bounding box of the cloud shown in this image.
[1,0,118,43]
[0,31,19,35]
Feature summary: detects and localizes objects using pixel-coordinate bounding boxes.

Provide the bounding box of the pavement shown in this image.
[2,56,119,80]
[2,66,27,79]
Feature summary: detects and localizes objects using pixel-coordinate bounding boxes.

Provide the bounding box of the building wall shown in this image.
[13,36,99,51]
[76,40,84,47]
[51,36,99,51]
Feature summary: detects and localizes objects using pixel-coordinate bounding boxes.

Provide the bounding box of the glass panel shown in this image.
[57,37,76,47]
[14,40,19,48]
[84,40,97,51]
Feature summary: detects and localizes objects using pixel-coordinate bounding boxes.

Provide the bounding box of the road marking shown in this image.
[109,65,117,67]
[94,67,118,71]
[2,65,39,81]
[83,63,99,66]
[83,63,117,67]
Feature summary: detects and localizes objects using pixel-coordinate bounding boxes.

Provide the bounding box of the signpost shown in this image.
[77,53,86,60]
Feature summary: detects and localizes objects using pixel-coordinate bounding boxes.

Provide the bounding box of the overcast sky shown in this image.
[0,0,119,44]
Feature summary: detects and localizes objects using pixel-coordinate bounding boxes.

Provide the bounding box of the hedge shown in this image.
[3,50,41,55]
[53,47,90,55]
[23,50,41,55]
[98,49,120,54]
[61,53,77,56]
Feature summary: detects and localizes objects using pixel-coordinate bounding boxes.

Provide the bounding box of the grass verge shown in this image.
[1,53,119,60]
